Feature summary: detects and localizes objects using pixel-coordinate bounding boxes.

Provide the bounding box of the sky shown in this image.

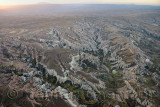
[0,0,160,6]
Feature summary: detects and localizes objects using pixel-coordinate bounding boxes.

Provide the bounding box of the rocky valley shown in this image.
[0,4,160,107]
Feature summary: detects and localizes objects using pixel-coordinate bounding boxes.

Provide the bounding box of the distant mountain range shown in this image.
[1,4,160,16]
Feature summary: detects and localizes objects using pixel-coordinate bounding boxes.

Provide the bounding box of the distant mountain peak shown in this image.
[37,2,51,5]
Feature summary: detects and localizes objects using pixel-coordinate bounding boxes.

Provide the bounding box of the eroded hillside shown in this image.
[0,5,160,107]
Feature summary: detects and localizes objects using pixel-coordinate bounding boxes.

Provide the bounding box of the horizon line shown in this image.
[1,3,160,9]
[2,3,160,5]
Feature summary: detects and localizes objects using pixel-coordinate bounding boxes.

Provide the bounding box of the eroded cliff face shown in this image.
[0,10,160,107]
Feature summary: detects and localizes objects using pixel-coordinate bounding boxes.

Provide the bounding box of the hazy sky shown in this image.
[0,0,160,6]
